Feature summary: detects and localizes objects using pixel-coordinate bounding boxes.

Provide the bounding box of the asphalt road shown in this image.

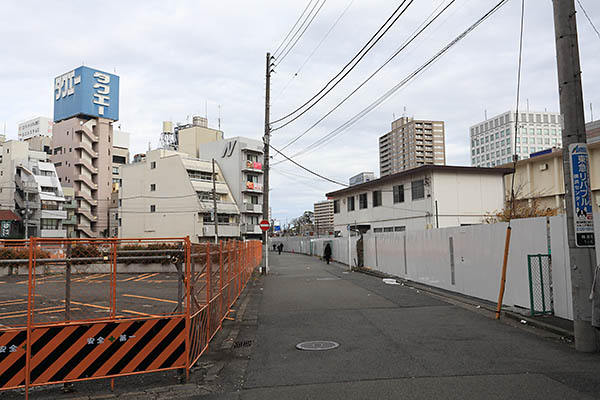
[204,251,600,400]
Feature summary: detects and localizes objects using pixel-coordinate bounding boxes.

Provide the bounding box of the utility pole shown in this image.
[552,0,599,352]
[212,159,219,243]
[262,52,272,274]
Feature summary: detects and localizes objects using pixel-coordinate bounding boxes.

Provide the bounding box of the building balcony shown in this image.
[78,208,97,223]
[243,203,262,213]
[242,182,263,193]
[63,200,77,210]
[75,190,98,206]
[202,224,240,238]
[75,158,98,174]
[62,214,77,225]
[41,209,68,220]
[76,142,99,158]
[242,160,264,173]
[75,174,98,190]
[76,123,99,143]
[41,229,67,238]
[240,224,262,235]
[75,224,95,238]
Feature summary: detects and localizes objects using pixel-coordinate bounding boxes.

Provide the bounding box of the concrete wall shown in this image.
[271,236,358,267]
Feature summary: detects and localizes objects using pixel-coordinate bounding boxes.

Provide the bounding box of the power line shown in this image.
[276,0,328,67]
[269,144,347,187]
[273,0,316,58]
[576,0,600,40]
[273,0,355,103]
[276,0,457,153]
[271,0,414,127]
[279,0,510,163]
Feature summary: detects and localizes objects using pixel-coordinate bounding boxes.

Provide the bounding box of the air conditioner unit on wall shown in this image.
[539,163,548,171]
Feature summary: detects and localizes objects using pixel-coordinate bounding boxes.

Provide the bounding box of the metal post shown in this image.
[552,0,599,351]
[435,200,439,229]
[65,242,72,320]
[212,159,219,243]
[347,225,351,271]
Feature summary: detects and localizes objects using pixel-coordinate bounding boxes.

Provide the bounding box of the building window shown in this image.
[187,169,213,181]
[359,193,368,209]
[250,195,259,204]
[112,166,120,174]
[394,226,406,232]
[150,161,156,169]
[40,219,59,230]
[150,205,156,213]
[347,196,355,211]
[112,155,126,164]
[333,200,340,214]
[54,162,62,167]
[411,180,425,200]
[374,228,383,233]
[383,227,394,233]
[150,184,156,192]
[373,191,382,207]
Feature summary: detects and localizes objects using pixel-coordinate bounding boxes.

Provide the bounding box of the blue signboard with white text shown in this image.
[569,143,595,247]
[53,66,119,122]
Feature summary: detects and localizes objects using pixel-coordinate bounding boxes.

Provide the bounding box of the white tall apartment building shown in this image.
[379,117,446,176]
[470,110,563,167]
[313,200,334,235]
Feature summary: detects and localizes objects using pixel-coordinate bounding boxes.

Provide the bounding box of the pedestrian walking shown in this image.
[323,243,332,264]
[277,243,283,255]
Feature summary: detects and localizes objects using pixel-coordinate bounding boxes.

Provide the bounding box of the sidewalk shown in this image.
[207,251,600,399]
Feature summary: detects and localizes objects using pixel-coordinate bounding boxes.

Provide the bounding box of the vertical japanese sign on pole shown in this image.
[568,144,595,247]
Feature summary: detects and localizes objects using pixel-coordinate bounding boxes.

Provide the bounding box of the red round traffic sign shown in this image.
[259,220,270,231]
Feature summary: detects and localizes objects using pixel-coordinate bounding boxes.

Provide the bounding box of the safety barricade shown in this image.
[0,237,261,398]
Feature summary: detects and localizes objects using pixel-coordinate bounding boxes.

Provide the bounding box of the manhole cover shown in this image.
[296,341,340,351]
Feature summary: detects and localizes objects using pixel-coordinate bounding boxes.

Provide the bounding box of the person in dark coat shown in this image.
[277,243,283,255]
[323,243,332,264]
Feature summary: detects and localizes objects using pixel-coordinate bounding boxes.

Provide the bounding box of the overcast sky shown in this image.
[1,0,599,224]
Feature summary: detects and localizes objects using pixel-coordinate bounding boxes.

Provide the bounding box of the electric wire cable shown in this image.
[508,0,526,226]
[269,144,348,187]
[278,0,511,163]
[276,0,329,67]
[276,0,457,152]
[576,0,600,40]
[271,0,413,126]
[273,0,355,103]
[273,0,316,59]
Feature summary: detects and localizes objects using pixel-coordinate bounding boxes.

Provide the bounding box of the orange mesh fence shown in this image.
[0,237,262,397]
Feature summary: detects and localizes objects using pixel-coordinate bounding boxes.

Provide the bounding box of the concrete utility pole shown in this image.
[552,0,599,352]
[212,159,219,243]
[262,52,272,274]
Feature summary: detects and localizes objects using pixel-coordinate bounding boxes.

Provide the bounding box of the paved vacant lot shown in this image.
[0,273,180,327]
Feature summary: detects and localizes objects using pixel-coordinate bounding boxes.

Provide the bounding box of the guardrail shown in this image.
[0,237,261,398]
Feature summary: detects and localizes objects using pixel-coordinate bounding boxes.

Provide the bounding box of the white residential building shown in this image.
[118,148,240,241]
[189,136,265,240]
[326,165,511,236]
[18,116,54,141]
[470,110,563,167]
[0,141,67,238]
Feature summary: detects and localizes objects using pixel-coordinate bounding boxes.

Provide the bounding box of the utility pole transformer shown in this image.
[552,0,599,352]
[262,52,272,274]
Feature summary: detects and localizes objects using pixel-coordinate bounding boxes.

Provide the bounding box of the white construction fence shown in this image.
[274,214,600,321]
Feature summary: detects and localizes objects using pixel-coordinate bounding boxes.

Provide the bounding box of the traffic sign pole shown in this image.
[259,219,270,274]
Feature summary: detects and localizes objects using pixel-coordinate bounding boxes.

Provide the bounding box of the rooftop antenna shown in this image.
[205,100,208,120]
[218,105,221,130]
[114,67,117,73]
[526,98,529,112]
[484,109,487,120]
[148,141,151,151]
[3,122,5,135]
[392,113,396,121]
[591,102,594,121]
